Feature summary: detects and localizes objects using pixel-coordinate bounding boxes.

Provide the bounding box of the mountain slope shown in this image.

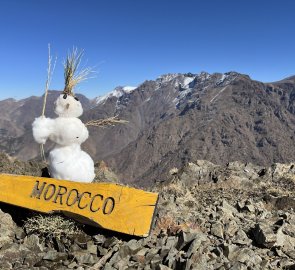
[1,72,295,185]
[102,72,295,185]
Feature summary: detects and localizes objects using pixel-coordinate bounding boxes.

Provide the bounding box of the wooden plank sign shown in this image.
[0,174,158,237]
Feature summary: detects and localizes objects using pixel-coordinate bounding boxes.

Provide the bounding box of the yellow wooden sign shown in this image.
[0,174,158,237]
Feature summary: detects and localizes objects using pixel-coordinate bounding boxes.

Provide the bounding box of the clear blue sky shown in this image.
[0,0,295,100]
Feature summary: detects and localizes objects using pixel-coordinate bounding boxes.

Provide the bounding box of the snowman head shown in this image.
[54,94,83,118]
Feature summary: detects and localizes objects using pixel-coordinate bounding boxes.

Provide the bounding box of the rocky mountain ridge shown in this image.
[0,153,294,269]
[1,72,295,185]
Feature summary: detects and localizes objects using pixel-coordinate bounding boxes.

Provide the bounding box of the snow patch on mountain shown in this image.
[95,86,137,104]
[215,72,239,86]
[155,73,197,91]
[122,86,137,92]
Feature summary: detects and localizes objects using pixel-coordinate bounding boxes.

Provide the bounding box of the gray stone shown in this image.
[113,257,130,269]
[285,249,295,259]
[253,223,277,248]
[175,231,198,250]
[164,247,178,269]
[244,204,255,213]
[43,250,67,261]
[156,264,173,270]
[14,227,26,240]
[232,229,251,245]
[159,246,170,259]
[165,236,177,249]
[136,248,149,256]
[0,261,12,269]
[211,222,224,238]
[229,262,247,270]
[186,233,208,258]
[69,243,81,252]
[0,209,16,249]
[150,254,162,269]
[68,262,78,269]
[145,247,160,261]
[54,238,67,253]
[118,244,132,258]
[276,226,295,252]
[98,246,108,256]
[131,254,146,264]
[23,234,44,253]
[279,258,295,268]
[236,201,245,211]
[235,248,255,263]
[92,234,106,244]
[282,223,295,238]
[101,262,116,270]
[186,254,209,270]
[23,252,43,267]
[0,244,32,268]
[107,251,122,266]
[222,200,238,215]
[87,241,97,255]
[103,236,118,249]
[126,239,142,254]
[72,251,99,265]
[225,220,238,237]
[223,244,239,260]
[74,233,91,249]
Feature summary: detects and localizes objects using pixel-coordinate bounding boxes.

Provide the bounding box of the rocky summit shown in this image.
[0,153,295,269]
[1,72,295,185]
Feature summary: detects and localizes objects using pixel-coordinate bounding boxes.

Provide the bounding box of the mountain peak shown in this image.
[95,85,137,104]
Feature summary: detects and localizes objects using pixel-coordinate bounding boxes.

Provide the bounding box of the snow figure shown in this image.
[32,93,95,182]
[32,48,95,182]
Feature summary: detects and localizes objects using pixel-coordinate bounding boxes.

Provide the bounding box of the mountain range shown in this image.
[1,71,295,186]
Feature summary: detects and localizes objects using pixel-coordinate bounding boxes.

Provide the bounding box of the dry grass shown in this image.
[154,216,183,235]
[153,216,203,236]
[42,44,57,116]
[85,115,128,128]
[24,214,81,240]
[40,44,57,163]
[63,47,94,95]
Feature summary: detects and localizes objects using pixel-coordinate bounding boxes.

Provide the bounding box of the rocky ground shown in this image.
[0,153,295,269]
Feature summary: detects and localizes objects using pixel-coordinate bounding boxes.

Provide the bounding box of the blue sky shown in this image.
[0,0,295,100]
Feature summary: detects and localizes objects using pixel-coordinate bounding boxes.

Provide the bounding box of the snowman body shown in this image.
[32,94,95,183]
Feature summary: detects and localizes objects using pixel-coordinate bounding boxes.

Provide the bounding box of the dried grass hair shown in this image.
[63,47,93,96]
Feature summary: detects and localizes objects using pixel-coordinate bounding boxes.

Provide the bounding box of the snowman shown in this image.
[32,91,95,182]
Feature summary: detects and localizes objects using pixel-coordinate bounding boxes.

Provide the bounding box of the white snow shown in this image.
[32,94,95,182]
[177,77,195,89]
[155,73,180,90]
[122,86,136,92]
[54,95,83,118]
[95,86,137,104]
[216,74,229,86]
[157,73,180,83]
[172,88,193,106]
[199,72,211,82]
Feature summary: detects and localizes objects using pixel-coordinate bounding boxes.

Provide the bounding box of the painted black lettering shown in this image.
[78,192,91,209]
[43,184,56,201]
[102,197,115,215]
[66,189,79,206]
[30,181,46,199]
[53,185,68,204]
[89,194,103,212]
